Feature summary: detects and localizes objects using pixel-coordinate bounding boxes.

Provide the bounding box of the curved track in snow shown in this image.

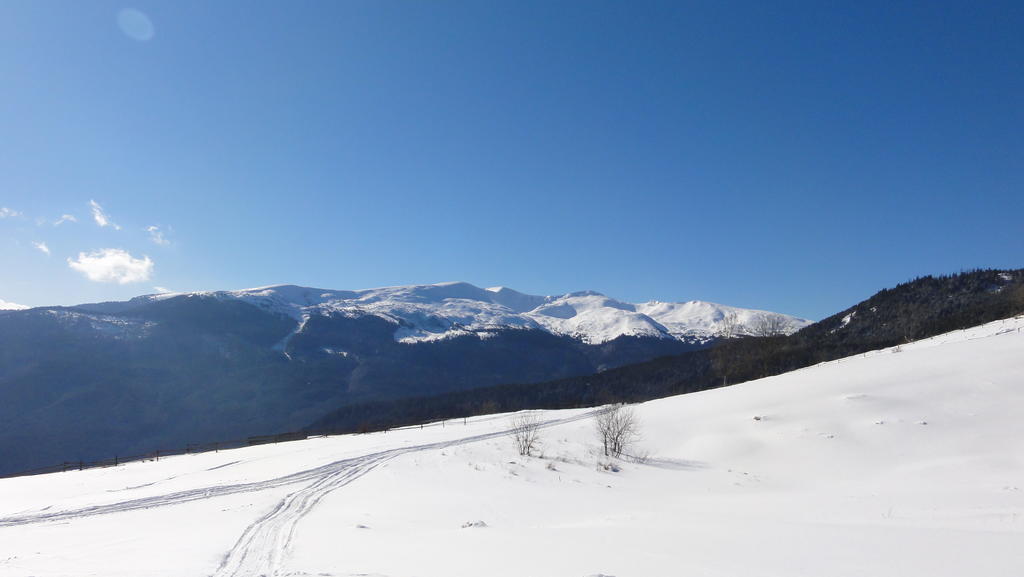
[0,412,596,576]
[211,449,398,577]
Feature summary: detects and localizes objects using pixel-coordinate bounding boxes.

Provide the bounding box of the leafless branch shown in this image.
[509,412,542,457]
[594,403,640,458]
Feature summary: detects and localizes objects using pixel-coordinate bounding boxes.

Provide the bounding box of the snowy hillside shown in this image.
[146,281,810,344]
[2,315,1022,576]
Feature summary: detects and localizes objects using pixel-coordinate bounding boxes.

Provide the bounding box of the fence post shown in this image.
[114,455,118,466]
[79,460,83,471]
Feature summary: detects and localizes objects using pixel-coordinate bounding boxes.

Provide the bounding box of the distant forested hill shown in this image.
[0,292,699,476]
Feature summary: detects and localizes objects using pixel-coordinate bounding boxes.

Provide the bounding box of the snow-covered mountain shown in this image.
[3,315,1021,577]
[0,282,802,477]
[11,282,786,477]
[145,281,810,345]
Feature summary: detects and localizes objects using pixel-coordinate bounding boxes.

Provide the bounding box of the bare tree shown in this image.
[717,311,739,339]
[595,404,640,458]
[752,314,790,337]
[509,412,542,457]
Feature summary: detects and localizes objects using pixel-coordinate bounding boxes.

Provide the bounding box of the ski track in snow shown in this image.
[0,412,596,577]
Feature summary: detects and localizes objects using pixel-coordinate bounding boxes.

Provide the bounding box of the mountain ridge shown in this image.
[123,281,810,345]
[308,268,1024,434]
[4,281,801,476]
[0,270,1016,477]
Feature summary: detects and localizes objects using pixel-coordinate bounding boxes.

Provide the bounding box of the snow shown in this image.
[840,310,856,327]
[636,299,802,340]
[139,282,811,345]
[0,299,28,310]
[526,292,669,344]
[2,315,1022,576]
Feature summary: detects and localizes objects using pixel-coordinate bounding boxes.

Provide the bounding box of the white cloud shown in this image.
[146,225,170,246]
[32,241,51,256]
[89,200,121,230]
[67,248,153,284]
[54,214,77,226]
[0,207,22,219]
[0,298,28,310]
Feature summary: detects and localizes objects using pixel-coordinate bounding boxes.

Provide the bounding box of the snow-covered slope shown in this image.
[2,315,1022,577]
[147,281,810,344]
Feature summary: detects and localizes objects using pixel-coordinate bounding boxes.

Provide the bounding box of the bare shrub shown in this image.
[717,311,739,339]
[595,404,640,458]
[753,314,790,337]
[509,412,542,457]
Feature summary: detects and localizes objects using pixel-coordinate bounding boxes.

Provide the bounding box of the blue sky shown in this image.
[1,1,1021,319]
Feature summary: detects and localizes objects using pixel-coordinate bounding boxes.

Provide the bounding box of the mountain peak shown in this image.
[139,281,810,345]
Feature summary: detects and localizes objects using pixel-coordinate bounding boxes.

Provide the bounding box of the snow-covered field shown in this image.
[2,316,1023,577]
